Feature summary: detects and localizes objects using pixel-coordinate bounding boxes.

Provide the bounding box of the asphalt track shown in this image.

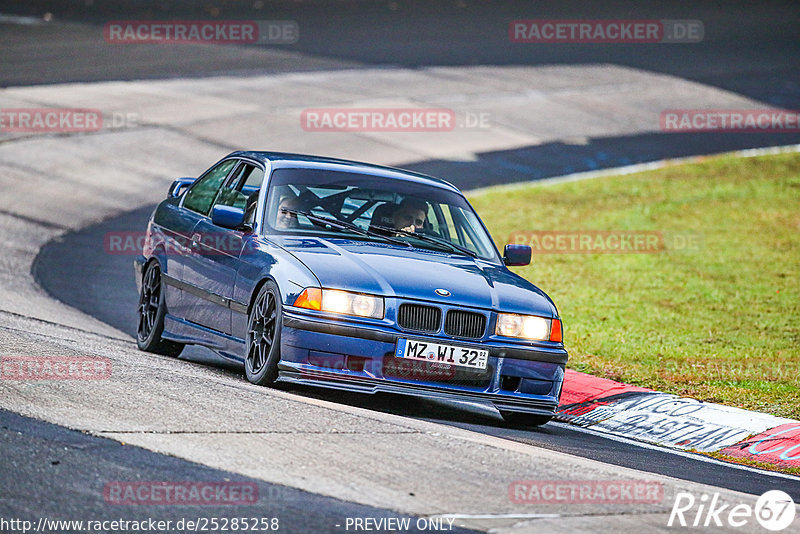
[1,0,799,110]
[0,409,459,534]
[3,1,800,532]
[34,171,800,503]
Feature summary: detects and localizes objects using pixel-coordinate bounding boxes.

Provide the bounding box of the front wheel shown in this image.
[245,281,282,386]
[136,261,184,357]
[500,411,553,428]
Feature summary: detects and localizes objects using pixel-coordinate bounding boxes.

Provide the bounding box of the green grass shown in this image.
[469,152,800,419]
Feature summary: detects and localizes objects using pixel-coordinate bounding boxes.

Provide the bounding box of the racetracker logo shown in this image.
[301,108,457,132]
[104,20,298,45]
[105,231,256,256]
[510,19,703,43]
[104,481,259,505]
[303,354,458,381]
[382,357,458,381]
[660,110,800,133]
[509,231,702,254]
[509,480,663,504]
[1,356,111,380]
[668,490,796,531]
[0,108,102,133]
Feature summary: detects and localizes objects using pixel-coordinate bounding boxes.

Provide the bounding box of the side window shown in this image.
[241,166,265,190]
[216,164,265,211]
[431,204,482,254]
[431,204,457,240]
[183,159,237,215]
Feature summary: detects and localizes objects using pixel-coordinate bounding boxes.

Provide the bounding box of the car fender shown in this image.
[230,235,320,339]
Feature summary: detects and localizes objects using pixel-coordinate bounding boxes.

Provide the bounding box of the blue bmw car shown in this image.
[134,151,567,426]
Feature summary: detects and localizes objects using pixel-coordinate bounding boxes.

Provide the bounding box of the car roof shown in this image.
[230,150,460,193]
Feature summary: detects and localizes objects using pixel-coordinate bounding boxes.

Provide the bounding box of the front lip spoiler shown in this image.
[277,367,558,416]
[282,312,569,365]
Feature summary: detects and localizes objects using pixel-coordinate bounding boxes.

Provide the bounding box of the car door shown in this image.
[183,160,265,334]
[171,158,238,323]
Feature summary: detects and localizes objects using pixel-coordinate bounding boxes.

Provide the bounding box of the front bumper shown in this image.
[278,308,566,416]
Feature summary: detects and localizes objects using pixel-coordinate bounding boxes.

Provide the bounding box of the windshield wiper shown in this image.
[370,224,478,258]
[281,209,411,247]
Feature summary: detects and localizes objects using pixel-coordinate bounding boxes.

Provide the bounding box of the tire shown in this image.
[136,261,184,357]
[245,281,282,386]
[500,411,553,428]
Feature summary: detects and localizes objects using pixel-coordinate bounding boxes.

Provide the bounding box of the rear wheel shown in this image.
[500,411,552,428]
[136,261,184,357]
[245,281,282,386]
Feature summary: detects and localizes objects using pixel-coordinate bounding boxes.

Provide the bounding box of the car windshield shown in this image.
[265,167,499,262]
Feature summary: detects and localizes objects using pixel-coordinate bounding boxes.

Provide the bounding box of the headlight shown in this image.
[496,313,562,342]
[294,288,384,319]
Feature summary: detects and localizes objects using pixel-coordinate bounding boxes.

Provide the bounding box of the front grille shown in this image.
[444,310,487,339]
[397,303,441,333]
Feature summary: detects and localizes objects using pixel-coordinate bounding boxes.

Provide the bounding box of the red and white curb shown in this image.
[557,370,800,471]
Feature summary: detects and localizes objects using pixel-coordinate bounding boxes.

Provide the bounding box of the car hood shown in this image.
[274,236,557,317]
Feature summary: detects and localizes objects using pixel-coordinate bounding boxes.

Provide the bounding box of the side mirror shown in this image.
[211,205,245,230]
[168,177,195,198]
[503,244,531,266]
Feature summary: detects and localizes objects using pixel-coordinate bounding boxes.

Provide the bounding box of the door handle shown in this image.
[191,233,202,248]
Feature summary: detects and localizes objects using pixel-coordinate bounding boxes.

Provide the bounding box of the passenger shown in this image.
[275,194,304,229]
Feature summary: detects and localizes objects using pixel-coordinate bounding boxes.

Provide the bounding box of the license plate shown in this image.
[394,339,489,370]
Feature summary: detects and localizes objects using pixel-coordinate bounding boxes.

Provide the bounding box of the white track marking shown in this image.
[467,144,800,195]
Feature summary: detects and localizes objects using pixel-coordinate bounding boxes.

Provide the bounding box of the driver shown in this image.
[392,198,428,233]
